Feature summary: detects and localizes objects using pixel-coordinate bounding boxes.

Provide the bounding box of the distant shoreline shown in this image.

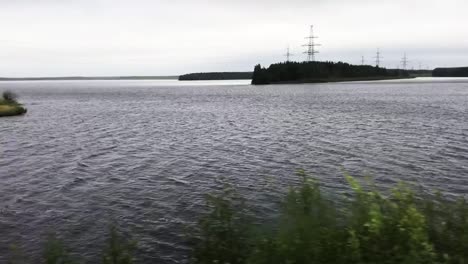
[0,76,179,81]
[179,72,253,81]
[258,76,415,85]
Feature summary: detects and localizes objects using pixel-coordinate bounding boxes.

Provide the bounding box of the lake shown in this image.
[1,78,468,263]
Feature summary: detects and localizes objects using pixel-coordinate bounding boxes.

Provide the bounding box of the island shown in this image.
[0,91,27,117]
[432,67,468,77]
[251,61,411,85]
[179,72,252,81]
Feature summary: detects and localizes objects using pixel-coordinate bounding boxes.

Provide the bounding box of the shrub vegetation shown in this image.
[194,172,468,264]
[0,91,27,117]
[4,172,468,263]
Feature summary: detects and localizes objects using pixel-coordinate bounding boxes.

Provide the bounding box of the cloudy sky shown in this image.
[0,0,467,77]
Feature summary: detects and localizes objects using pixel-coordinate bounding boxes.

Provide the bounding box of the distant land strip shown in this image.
[0,76,179,81]
[432,67,468,77]
[179,72,253,81]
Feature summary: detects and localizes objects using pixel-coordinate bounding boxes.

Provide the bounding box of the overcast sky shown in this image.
[0,0,467,77]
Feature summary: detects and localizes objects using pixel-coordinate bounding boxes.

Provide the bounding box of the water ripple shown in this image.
[1,79,468,263]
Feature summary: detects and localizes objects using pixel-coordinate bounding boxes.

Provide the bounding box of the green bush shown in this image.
[5,171,468,263]
[194,172,468,264]
[0,91,27,117]
[7,228,135,264]
[102,226,136,264]
[2,91,19,104]
[43,234,74,264]
[193,187,252,264]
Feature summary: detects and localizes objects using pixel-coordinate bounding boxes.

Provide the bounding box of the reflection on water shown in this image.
[1,78,468,263]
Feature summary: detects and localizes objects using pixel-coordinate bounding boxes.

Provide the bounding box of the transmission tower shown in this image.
[374,48,382,67]
[303,25,320,62]
[401,52,409,70]
[361,56,365,65]
[284,46,293,62]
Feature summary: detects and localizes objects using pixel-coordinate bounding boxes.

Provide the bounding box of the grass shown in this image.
[4,171,468,263]
[0,104,27,117]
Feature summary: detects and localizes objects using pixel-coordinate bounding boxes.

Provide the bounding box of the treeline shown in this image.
[179,72,253,81]
[407,69,433,77]
[433,67,468,77]
[252,61,410,85]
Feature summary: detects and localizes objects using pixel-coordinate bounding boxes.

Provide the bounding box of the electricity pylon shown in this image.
[303,25,320,62]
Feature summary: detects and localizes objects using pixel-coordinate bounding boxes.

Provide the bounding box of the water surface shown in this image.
[1,78,468,263]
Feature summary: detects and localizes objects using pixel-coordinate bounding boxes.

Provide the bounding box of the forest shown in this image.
[252,61,410,85]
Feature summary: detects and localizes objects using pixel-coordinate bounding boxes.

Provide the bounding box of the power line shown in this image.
[303,25,320,62]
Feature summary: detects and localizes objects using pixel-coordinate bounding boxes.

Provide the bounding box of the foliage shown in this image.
[0,91,27,117]
[102,226,136,264]
[252,65,270,85]
[249,171,345,264]
[251,61,410,84]
[8,245,28,264]
[193,187,252,264]
[43,234,74,264]
[2,91,18,104]
[5,172,468,263]
[194,172,468,264]
[6,228,135,264]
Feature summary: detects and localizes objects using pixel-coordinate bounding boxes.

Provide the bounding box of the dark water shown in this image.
[1,78,468,263]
